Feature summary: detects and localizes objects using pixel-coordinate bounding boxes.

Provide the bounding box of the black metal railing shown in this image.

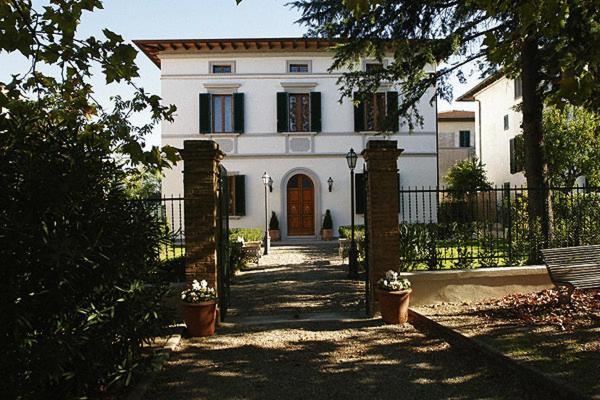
[398,185,600,270]
[136,196,185,261]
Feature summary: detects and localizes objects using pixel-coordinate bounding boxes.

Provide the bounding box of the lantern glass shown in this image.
[262,172,270,186]
[346,148,358,170]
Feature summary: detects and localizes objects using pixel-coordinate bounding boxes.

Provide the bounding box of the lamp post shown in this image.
[346,148,359,279]
[262,172,271,255]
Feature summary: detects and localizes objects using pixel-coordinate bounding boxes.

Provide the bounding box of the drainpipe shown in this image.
[476,99,482,162]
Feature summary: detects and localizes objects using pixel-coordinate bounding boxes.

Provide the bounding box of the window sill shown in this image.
[230,215,243,220]
[281,131,319,136]
[206,133,241,138]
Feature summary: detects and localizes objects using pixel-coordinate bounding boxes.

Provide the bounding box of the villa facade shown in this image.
[136,38,438,238]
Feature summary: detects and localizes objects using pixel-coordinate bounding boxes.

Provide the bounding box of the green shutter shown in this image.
[353,92,364,132]
[277,92,288,132]
[235,175,246,216]
[310,92,321,132]
[199,93,211,133]
[459,130,470,147]
[386,91,399,132]
[355,173,365,214]
[509,138,516,174]
[233,93,244,133]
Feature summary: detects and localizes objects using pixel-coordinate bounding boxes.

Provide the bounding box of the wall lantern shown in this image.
[327,177,334,192]
[268,176,274,192]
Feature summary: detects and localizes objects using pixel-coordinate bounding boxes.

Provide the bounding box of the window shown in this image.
[289,63,309,73]
[366,62,384,72]
[504,114,509,130]
[212,95,233,133]
[364,93,386,131]
[288,93,311,132]
[509,135,524,174]
[211,63,233,74]
[227,175,245,216]
[459,130,471,148]
[514,77,522,99]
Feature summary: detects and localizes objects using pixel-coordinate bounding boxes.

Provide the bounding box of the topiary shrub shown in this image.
[269,211,279,230]
[322,209,333,229]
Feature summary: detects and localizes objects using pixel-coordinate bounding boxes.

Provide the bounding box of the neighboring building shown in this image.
[457,74,526,187]
[136,38,438,239]
[437,110,475,186]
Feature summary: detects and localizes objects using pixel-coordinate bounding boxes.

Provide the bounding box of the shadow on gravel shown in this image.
[149,322,549,400]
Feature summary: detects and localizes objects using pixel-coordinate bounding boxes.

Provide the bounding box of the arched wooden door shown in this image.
[287,174,315,236]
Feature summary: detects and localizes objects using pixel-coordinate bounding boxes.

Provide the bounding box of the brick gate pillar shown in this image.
[362,140,404,316]
[181,140,225,288]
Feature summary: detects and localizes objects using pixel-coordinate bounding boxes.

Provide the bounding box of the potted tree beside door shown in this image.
[321,209,334,241]
[269,211,280,241]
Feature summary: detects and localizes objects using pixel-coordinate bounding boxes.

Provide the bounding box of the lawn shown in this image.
[415,289,600,397]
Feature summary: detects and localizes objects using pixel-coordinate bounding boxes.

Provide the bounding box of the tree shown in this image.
[542,106,600,190]
[445,158,493,198]
[290,0,600,259]
[1,1,179,397]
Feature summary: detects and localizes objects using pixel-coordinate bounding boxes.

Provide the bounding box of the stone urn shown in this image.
[182,301,217,337]
[376,289,411,325]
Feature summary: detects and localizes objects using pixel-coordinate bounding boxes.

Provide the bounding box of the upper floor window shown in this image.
[459,130,471,147]
[288,93,311,132]
[504,114,510,130]
[199,92,245,134]
[364,93,386,131]
[366,62,384,72]
[514,77,522,99]
[289,63,310,73]
[211,62,233,74]
[212,95,233,133]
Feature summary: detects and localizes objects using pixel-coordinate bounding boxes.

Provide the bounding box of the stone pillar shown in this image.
[362,140,404,316]
[181,140,224,288]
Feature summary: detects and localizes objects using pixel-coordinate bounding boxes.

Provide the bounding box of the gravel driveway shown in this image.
[148,242,546,400]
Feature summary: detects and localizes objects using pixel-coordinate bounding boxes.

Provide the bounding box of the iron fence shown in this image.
[135,196,185,261]
[398,185,600,270]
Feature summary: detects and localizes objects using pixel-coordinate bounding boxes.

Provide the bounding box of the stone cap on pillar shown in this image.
[180,140,225,161]
[361,140,404,162]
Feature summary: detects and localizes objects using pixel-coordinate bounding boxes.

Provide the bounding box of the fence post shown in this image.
[180,140,225,288]
[362,140,404,317]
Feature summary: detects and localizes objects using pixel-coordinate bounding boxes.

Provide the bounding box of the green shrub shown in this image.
[322,209,333,229]
[158,256,186,283]
[268,211,279,230]
[0,102,169,398]
[338,225,365,239]
[229,228,263,242]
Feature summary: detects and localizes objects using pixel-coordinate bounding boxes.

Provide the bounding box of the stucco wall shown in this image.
[437,119,475,186]
[400,266,553,306]
[473,77,526,187]
[159,51,438,237]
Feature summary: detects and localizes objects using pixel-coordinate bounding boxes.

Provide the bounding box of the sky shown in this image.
[0,0,477,148]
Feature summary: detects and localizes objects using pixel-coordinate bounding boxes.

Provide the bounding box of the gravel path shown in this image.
[148,243,545,400]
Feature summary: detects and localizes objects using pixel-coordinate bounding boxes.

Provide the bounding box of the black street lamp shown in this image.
[262,171,271,255]
[346,148,359,279]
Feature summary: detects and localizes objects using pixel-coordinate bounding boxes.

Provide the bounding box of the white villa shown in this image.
[136,38,438,239]
[457,74,526,187]
[437,110,476,186]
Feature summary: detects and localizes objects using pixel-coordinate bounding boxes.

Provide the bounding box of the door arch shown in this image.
[286,174,315,236]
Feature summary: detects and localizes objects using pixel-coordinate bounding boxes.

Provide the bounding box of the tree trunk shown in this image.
[520,36,553,262]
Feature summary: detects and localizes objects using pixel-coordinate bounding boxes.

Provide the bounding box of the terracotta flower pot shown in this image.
[269,229,280,241]
[321,229,333,241]
[376,289,411,325]
[182,301,217,337]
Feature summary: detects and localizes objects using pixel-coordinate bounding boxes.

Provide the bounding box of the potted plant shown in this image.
[321,209,334,241]
[269,211,280,241]
[180,279,217,337]
[376,270,412,325]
